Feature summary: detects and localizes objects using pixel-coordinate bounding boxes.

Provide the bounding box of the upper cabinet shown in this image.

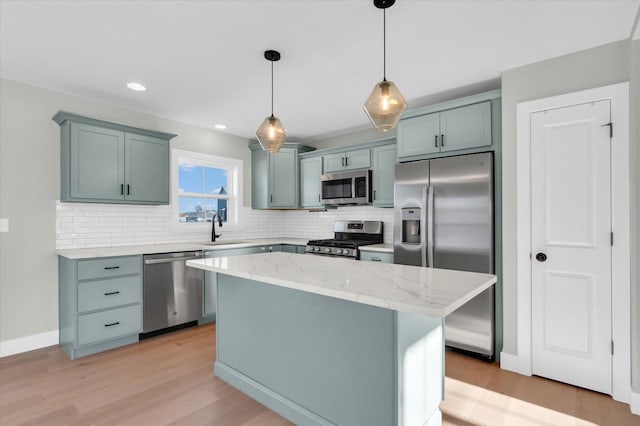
[53,112,175,205]
[251,143,314,209]
[371,144,396,207]
[397,97,495,161]
[300,156,323,208]
[323,148,371,173]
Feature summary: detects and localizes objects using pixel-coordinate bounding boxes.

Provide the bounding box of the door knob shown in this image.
[535,252,547,262]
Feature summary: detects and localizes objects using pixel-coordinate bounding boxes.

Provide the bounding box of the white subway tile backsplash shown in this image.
[55,200,394,249]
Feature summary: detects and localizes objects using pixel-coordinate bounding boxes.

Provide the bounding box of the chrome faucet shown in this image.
[211,212,223,242]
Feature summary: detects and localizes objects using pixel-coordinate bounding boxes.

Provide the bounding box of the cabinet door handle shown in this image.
[341,157,345,167]
[104,291,120,296]
[441,134,445,146]
[104,266,120,270]
[373,190,377,200]
[434,135,438,148]
[318,194,321,202]
[104,322,120,327]
[127,184,130,195]
[270,194,273,203]
[345,157,349,167]
[120,184,124,195]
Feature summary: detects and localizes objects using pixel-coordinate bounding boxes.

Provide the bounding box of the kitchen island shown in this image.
[187,252,496,426]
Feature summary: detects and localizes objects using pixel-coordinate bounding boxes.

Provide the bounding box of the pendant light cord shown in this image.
[383,8,386,82]
[271,60,274,117]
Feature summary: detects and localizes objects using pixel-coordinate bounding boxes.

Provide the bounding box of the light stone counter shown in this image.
[187,251,495,318]
[56,238,309,259]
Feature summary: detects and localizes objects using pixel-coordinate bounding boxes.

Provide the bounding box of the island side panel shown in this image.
[396,311,444,426]
[215,274,396,426]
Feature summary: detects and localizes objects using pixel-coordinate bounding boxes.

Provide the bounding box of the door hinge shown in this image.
[611,340,614,355]
[611,232,614,246]
[601,122,613,138]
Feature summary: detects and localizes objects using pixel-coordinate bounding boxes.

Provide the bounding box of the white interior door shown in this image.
[530,100,612,394]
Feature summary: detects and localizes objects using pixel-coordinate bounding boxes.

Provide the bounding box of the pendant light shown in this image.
[256,50,287,153]
[363,0,407,131]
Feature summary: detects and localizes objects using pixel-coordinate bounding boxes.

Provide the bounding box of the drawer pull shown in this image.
[104,291,120,296]
[104,266,120,270]
[104,322,120,327]
[371,257,382,262]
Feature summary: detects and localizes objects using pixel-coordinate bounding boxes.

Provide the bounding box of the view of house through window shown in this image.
[178,164,229,223]
[173,149,242,227]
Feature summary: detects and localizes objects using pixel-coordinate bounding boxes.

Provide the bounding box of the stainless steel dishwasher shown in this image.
[142,251,203,334]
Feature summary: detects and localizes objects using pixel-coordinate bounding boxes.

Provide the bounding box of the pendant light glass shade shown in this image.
[256,114,287,153]
[363,79,407,131]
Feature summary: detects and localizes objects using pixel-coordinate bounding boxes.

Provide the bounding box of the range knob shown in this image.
[336,249,343,254]
[324,247,331,253]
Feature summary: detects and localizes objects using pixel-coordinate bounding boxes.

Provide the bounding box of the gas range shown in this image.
[305,220,383,259]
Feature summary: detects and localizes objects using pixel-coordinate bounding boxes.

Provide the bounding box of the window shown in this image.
[172,149,243,229]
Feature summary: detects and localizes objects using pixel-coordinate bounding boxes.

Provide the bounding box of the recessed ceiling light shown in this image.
[126,82,146,91]
[214,124,227,130]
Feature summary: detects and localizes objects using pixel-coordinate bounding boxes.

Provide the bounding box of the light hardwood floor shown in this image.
[0,323,637,426]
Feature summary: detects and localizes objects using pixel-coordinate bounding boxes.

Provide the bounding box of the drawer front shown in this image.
[78,275,141,313]
[77,256,141,280]
[360,251,394,263]
[78,304,141,346]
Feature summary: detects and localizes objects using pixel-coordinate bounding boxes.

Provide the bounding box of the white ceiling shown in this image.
[1,0,638,142]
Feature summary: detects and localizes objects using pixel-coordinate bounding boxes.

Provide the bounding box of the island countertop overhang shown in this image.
[187,252,496,318]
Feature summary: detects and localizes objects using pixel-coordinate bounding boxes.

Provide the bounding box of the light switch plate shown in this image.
[0,218,8,233]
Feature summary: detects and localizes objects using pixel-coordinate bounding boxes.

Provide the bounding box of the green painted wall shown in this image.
[308,126,396,151]
[500,39,637,391]
[0,79,251,343]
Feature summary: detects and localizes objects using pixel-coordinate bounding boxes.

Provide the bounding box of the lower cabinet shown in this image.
[59,255,143,359]
[281,244,306,253]
[359,251,394,263]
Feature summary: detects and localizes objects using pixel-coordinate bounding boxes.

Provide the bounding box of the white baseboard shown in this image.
[0,330,59,357]
[499,351,519,373]
[631,390,640,415]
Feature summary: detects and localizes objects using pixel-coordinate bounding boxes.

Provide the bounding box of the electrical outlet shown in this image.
[0,218,8,233]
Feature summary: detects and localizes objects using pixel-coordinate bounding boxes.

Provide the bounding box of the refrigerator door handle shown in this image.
[427,186,435,268]
[420,186,428,267]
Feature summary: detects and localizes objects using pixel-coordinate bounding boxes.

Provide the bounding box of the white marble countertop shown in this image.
[56,238,309,259]
[187,252,495,318]
[359,243,393,253]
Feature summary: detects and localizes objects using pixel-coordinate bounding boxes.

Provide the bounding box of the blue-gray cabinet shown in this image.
[53,112,175,205]
[299,156,323,208]
[397,101,492,160]
[372,143,397,207]
[251,143,314,209]
[323,148,371,173]
[59,255,143,359]
[359,251,394,263]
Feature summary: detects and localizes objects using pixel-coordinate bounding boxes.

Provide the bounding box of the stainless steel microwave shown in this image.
[321,169,372,205]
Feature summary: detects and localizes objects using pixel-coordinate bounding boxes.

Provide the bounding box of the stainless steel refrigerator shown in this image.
[394,152,495,359]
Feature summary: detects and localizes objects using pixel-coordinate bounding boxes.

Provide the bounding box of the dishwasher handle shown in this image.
[144,255,203,265]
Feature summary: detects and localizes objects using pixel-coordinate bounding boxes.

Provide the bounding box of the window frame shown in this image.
[171,148,243,232]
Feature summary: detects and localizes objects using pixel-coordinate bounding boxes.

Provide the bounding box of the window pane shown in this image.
[204,167,228,196]
[203,199,228,223]
[178,164,204,193]
[178,196,206,222]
